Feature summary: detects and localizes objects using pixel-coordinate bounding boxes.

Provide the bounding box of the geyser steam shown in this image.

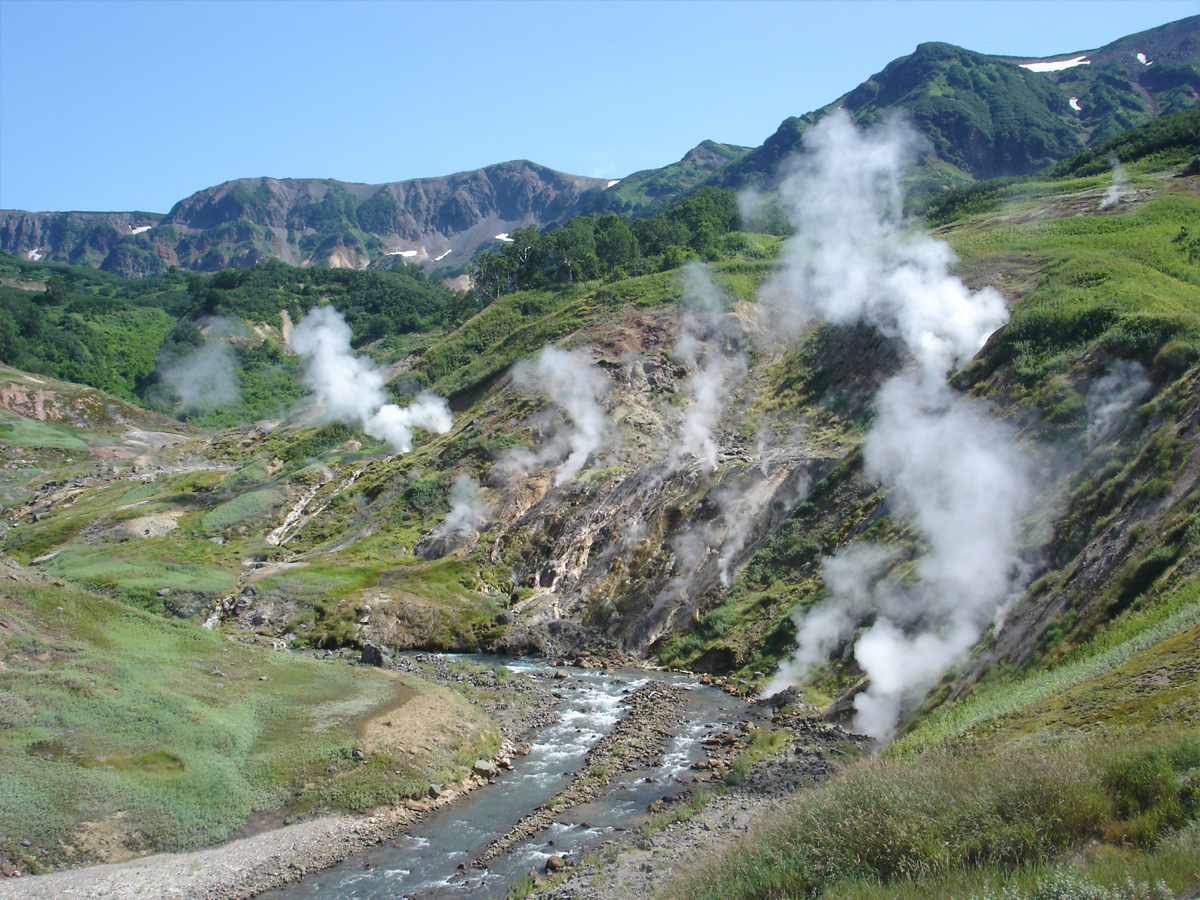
[290,306,453,453]
[434,473,490,537]
[1100,156,1128,209]
[671,262,748,471]
[156,318,242,412]
[762,110,1034,740]
[506,346,615,485]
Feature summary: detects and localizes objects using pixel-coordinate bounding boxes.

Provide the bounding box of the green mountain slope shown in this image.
[1,94,1199,898]
[716,16,1198,192]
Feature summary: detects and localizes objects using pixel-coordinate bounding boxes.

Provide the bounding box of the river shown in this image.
[255,657,756,900]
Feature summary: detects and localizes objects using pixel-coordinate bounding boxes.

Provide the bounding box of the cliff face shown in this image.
[1,162,612,278]
[0,211,162,270]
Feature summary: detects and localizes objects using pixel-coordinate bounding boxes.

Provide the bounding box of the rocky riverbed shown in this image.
[475,682,689,866]
[520,713,869,900]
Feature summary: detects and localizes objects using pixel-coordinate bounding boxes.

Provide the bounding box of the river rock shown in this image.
[360,642,389,668]
[545,854,566,872]
[472,760,500,778]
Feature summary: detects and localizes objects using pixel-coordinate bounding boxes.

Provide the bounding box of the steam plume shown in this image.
[671,262,748,470]
[761,110,1034,740]
[290,306,452,453]
[507,346,614,485]
[157,318,241,411]
[435,473,491,537]
[1100,156,1128,209]
[760,111,1007,374]
[1086,360,1150,449]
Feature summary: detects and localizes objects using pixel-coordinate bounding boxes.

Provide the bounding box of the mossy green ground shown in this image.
[0,574,488,873]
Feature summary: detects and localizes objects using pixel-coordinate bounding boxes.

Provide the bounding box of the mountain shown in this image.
[576,140,753,217]
[1,107,1198,892]
[716,15,1198,192]
[3,19,1194,283]
[0,210,164,274]
[1,161,613,279]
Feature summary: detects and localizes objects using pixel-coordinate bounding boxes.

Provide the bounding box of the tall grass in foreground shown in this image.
[659,733,1200,900]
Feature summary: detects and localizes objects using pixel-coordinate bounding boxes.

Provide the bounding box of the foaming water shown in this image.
[257,658,752,900]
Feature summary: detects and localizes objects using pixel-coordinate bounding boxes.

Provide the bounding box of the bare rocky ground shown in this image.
[527,714,869,900]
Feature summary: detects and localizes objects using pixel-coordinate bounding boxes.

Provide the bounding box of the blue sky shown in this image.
[0,0,1193,213]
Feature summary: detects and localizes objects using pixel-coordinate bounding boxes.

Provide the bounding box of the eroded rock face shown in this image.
[483,451,831,658]
[1,161,613,277]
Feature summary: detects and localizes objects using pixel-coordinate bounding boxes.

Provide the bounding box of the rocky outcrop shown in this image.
[2,161,611,278]
[0,211,162,270]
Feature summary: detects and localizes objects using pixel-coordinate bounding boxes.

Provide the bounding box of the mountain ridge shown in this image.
[1,17,1195,281]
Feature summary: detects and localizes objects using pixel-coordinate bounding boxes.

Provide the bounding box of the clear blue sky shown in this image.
[0,0,1193,213]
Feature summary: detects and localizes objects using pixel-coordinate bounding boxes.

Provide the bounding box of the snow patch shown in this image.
[1136,52,1152,66]
[495,233,514,243]
[434,249,452,261]
[1069,97,1082,111]
[387,250,419,258]
[129,225,152,235]
[605,180,620,189]
[1020,54,1090,73]
[28,248,43,261]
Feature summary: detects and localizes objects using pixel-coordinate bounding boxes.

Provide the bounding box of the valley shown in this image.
[0,28,1198,900]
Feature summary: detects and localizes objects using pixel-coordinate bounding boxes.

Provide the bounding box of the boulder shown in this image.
[545,854,566,873]
[472,759,500,779]
[360,642,389,668]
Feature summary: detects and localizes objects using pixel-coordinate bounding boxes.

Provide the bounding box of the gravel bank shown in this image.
[527,715,869,900]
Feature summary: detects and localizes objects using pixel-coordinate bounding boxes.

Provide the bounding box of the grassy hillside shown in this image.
[649,129,1200,900]
[0,566,500,872]
[1,112,1198,893]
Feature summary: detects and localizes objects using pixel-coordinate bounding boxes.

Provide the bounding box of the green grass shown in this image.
[43,544,236,596]
[0,579,410,868]
[660,732,1200,900]
[0,407,91,451]
[200,488,281,535]
[895,583,1200,755]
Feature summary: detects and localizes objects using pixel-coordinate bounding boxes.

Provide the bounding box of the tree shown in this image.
[468,251,515,307]
[506,225,546,289]
[44,275,68,303]
[667,186,741,235]
[593,214,638,274]
[546,218,599,283]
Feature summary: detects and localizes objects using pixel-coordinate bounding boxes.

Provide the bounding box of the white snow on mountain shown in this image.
[1020,54,1090,73]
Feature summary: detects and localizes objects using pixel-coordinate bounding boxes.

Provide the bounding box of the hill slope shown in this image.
[1,82,1199,900]
[717,15,1198,191]
[2,19,1193,281]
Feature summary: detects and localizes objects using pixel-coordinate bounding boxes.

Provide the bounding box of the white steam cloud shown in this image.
[1086,360,1151,449]
[505,346,614,485]
[761,111,1008,375]
[435,473,491,537]
[671,262,748,470]
[157,318,241,411]
[761,110,1034,740]
[290,306,453,453]
[1100,156,1128,209]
